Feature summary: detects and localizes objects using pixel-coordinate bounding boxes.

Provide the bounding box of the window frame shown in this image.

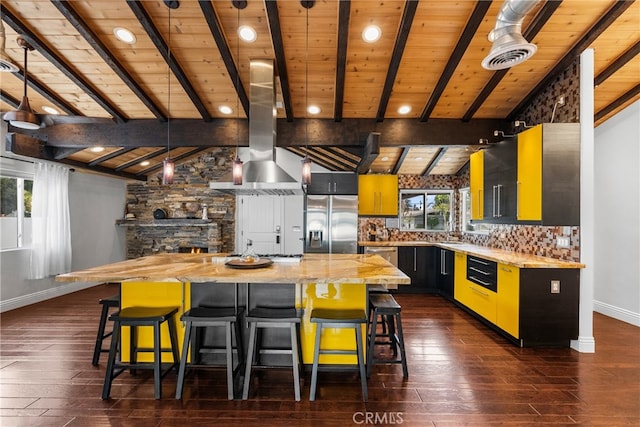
[398,189,453,232]
[1,173,33,251]
[459,187,490,235]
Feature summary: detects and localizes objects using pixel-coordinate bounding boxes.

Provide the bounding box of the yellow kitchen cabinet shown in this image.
[517,125,542,221]
[358,174,398,216]
[456,280,497,324]
[496,263,519,338]
[516,123,580,225]
[469,150,484,220]
[453,251,467,297]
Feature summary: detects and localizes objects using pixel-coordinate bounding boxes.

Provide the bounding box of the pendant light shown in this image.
[301,1,314,185]
[232,1,246,185]
[162,0,179,185]
[2,37,40,130]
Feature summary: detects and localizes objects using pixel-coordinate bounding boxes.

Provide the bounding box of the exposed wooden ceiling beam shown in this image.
[52,147,85,160]
[420,0,492,122]
[288,147,343,171]
[392,147,410,175]
[51,0,166,122]
[375,0,418,122]
[462,0,561,122]
[265,0,294,122]
[89,148,136,166]
[115,148,167,172]
[315,147,359,169]
[26,117,506,149]
[1,7,128,123]
[5,133,145,181]
[0,89,20,109]
[333,0,350,122]
[127,0,212,122]
[14,69,84,116]
[422,147,446,176]
[356,132,379,174]
[136,147,211,175]
[199,0,249,116]
[595,83,640,123]
[507,0,635,120]
[595,41,640,87]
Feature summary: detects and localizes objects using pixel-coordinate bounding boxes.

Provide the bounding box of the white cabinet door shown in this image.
[239,196,282,254]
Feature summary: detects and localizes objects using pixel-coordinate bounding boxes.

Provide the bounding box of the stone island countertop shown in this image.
[56,253,411,285]
[358,241,584,269]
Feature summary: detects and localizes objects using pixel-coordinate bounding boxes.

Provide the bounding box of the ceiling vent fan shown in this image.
[482,0,540,70]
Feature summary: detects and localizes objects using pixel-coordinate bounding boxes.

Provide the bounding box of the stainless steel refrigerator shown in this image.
[304,195,358,254]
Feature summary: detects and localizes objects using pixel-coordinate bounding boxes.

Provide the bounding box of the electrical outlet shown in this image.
[551,280,561,294]
[557,236,570,248]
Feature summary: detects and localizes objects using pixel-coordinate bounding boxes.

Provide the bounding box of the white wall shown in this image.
[594,100,640,326]
[0,123,127,312]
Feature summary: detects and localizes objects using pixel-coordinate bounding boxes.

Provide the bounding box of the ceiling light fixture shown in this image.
[362,24,381,43]
[398,105,411,115]
[301,0,315,186]
[113,27,137,44]
[238,25,257,43]
[307,105,320,115]
[219,105,233,115]
[514,120,532,128]
[162,0,179,185]
[90,146,105,153]
[550,95,565,123]
[2,37,40,130]
[232,1,248,185]
[140,160,150,167]
[41,105,60,115]
[493,130,514,138]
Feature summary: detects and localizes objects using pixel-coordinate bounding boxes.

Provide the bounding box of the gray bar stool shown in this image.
[92,294,120,366]
[367,293,408,378]
[242,307,303,401]
[176,307,244,400]
[102,306,180,400]
[309,308,368,402]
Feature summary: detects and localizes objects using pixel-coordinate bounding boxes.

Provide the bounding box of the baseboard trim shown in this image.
[594,300,640,327]
[571,336,596,353]
[0,282,101,313]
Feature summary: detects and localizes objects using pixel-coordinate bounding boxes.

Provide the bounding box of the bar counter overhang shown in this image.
[57,253,410,365]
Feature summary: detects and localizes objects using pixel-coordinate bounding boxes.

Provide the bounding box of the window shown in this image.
[399,190,452,232]
[459,187,490,234]
[1,175,33,249]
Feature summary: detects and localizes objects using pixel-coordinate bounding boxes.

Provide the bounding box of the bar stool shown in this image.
[367,293,408,378]
[242,307,303,401]
[92,294,120,366]
[102,306,180,400]
[176,307,244,400]
[309,308,368,402]
[367,284,389,335]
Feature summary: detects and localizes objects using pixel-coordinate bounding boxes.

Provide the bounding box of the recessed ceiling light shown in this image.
[219,105,233,115]
[113,27,136,44]
[415,157,423,161]
[362,25,381,43]
[238,25,257,43]
[398,105,411,115]
[381,156,389,161]
[90,146,105,153]
[41,106,59,115]
[140,160,150,167]
[307,105,321,115]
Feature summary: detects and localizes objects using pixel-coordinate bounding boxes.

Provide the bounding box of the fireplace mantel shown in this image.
[116,219,217,227]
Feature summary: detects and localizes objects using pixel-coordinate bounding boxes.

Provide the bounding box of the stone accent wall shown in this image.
[122,149,237,258]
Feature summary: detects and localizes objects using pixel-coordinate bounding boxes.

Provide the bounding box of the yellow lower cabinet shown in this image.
[453,252,467,299]
[456,281,497,324]
[496,263,520,338]
[120,280,189,363]
[300,282,367,365]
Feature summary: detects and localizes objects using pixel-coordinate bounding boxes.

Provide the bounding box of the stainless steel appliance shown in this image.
[304,195,358,254]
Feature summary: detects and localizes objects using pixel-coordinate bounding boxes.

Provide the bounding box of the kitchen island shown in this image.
[57,253,410,364]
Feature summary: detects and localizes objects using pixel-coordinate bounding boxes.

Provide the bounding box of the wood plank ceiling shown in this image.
[0,0,638,181]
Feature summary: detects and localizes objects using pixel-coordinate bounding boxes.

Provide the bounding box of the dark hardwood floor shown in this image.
[1,283,638,426]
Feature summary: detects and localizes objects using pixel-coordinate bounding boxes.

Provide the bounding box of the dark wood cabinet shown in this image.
[396,246,433,294]
[434,248,455,300]
[483,138,517,223]
[306,172,358,195]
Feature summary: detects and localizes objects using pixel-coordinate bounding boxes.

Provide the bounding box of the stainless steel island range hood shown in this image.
[210,58,303,196]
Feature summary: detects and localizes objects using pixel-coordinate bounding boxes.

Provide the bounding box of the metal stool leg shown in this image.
[355,324,368,401]
[309,322,323,401]
[102,319,121,400]
[242,321,258,400]
[175,321,193,399]
[92,302,111,366]
[290,323,301,401]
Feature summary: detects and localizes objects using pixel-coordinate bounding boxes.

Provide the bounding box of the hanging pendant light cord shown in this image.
[236,5,240,158]
[167,7,172,157]
[305,6,309,157]
[22,44,28,98]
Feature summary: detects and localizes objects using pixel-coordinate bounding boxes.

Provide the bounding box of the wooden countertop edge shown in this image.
[359,241,585,269]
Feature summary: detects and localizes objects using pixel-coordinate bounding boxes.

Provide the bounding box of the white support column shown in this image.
[572,48,596,353]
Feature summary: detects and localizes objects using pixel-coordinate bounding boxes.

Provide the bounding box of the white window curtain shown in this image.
[29,162,72,279]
